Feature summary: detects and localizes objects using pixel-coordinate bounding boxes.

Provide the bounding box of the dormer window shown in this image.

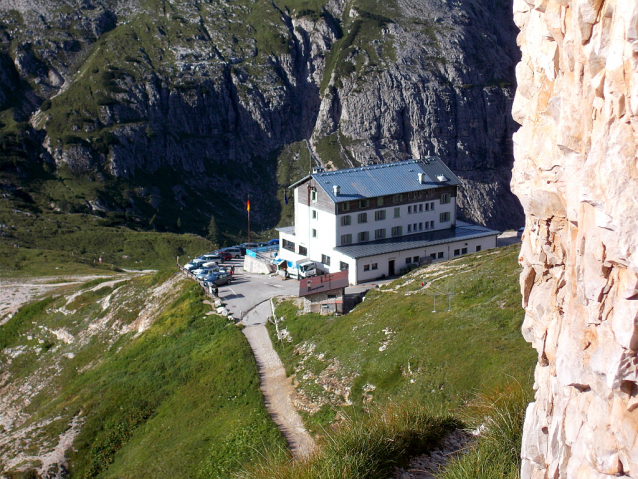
[359,199,369,208]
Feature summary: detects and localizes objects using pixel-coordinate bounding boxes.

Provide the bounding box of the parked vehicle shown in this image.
[199,254,222,264]
[184,259,206,271]
[193,267,218,276]
[267,239,279,245]
[216,251,233,262]
[240,243,259,250]
[219,247,243,258]
[202,261,221,269]
[517,227,525,239]
[203,272,232,287]
[286,258,317,279]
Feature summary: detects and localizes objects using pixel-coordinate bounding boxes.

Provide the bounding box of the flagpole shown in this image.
[247,194,251,245]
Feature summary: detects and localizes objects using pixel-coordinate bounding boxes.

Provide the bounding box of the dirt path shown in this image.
[242,301,316,459]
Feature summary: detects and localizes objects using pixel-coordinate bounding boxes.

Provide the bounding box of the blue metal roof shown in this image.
[334,222,499,259]
[290,158,461,203]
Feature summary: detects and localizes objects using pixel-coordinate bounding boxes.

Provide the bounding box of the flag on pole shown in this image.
[247,199,250,211]
[284,190,288,205]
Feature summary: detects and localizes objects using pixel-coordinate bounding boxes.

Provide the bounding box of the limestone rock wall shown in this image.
[512,0,638,477]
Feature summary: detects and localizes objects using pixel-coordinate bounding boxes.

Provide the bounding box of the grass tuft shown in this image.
[239,402,460,479]
[440,381,531,479]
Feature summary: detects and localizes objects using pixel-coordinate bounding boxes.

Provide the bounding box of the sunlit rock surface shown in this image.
[512,0,638,476]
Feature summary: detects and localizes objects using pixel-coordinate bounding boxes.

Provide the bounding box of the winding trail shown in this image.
[241,301,316,459]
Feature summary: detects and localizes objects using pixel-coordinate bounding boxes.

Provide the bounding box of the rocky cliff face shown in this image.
[512,0,638,477]
[0,0,523,235]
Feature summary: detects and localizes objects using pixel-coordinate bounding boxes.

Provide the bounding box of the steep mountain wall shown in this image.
[512,0,638,477]
[0,0,523,235]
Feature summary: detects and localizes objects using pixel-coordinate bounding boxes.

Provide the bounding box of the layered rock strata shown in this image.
[0,0,524,231]
[512,0,638,477]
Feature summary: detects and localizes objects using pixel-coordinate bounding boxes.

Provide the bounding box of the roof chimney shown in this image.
[333,185,340,196]
[418,173,425,184]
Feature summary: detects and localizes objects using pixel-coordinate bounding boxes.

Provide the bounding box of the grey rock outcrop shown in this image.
[512,0,638,476]
[0,0,523,232]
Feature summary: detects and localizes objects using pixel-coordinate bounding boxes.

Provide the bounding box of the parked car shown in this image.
[184,259,206,271]
[216,251,233,262]
[240,243,259,249]
[199,254,222,263]
[219,247,243,258]
[257,242,269,248]
[202,261,221,269]
[517,227,525,239]
[267,239,279,245]
[203,272,232,287]
[193,267,218,276]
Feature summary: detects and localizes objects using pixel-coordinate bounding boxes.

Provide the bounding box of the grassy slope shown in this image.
[269,245,535,433]
[0,274,285,478]
[0,198,214,276]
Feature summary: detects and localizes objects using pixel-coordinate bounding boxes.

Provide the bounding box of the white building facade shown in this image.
[277,158,499,284]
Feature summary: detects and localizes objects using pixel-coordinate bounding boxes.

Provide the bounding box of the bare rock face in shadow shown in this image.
[512,1,638,477]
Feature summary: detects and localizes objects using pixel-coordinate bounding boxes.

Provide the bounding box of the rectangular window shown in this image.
[311,189,317,202]
[408,205,412,214]
[462,247,468,255]
[312,210,318,219]
[413,223,417,231]
[454,249,460,256]
[393,194,403,203]
[299,245,307,255]
[375,210,386,221]
[437,252,444,259]
[431,202,435,210]
[377,197,384,206]
[321,254,331,265]
[430,253,437,259]
[340,261,349,270]
[425,222,430,230]
[341,215,351,226]
[359,199,369,208]
[364,264,370,271]
[413,256,419,263]
[406,258,412,264]
[440,193,451,204]
[312,229,317,238]
[430,221,435,228]
[394,207,401,218]
[408,224,412,232]
[358,212,368,223]
[419,204,423,212]
[375,228,386,239]
[341,202,350,212]
[358,231,369,242]
[419,223,423,231]
[371,263,378,270]
[440,212,451,222]
[426,203,430,211]
[476,245,482,252]
[283,239,295,252]
[391,226,402,237]
[341,234,352,245]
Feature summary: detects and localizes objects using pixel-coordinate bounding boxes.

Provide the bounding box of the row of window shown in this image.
[336,192,451,212]
[339,208,450,226]
[407,202,436,214]
[340,225,403,245]
[407,221,435,233]
[363,263,378,271]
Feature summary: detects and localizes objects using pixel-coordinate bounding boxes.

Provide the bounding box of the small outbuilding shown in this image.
[299,270,349,315]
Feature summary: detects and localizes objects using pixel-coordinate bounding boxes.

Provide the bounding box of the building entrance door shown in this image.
[388,260,395,276]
